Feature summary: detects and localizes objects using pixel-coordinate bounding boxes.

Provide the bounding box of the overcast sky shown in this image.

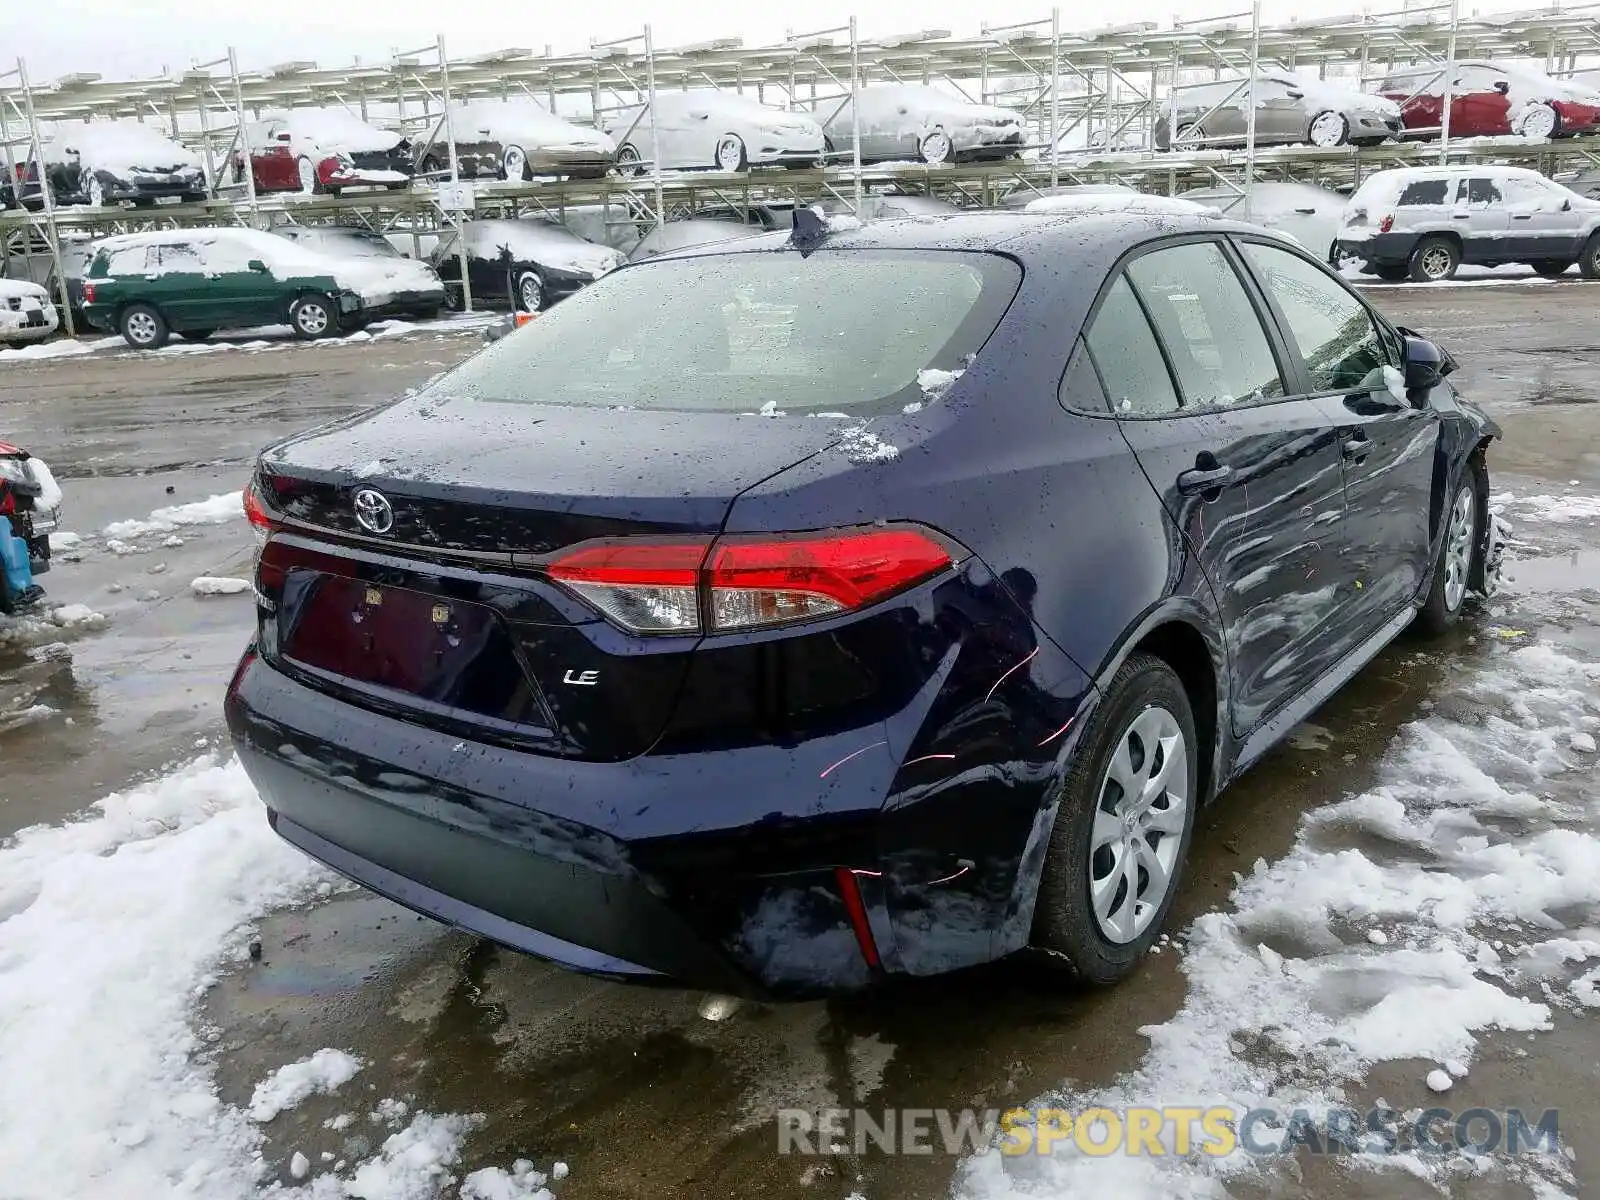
[5,0,1367,83]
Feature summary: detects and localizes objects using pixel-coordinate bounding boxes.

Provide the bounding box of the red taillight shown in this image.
[1378,213,1395,233]
[82,282,96,303]
[546,525,957,635]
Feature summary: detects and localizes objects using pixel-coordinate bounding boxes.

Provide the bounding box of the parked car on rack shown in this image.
[234,109,413,195]
[1181,181,1349,264]
[228,207,1503,998]
[42,234,97,333]
[604,89,824,172]
[1,161,47,211]
[430,218,623,313]
[1337,164,1600,281]
[999,184,1137,209]
[0,279,60,346]
[273,226,445,319]
[1154,72,1402,149]
[40,120,209,207]
[418,100,615,181]
[80,228,378,347]
[0,440,61,614]
[820,84,1025,165]
[1378,61,1600,139]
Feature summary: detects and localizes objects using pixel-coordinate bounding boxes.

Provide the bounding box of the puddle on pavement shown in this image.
[1507,548,1600,595]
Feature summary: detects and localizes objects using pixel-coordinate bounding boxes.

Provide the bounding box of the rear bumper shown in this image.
[526,149,614,178]
[227,652,891,996]
[1336,231,1417,266]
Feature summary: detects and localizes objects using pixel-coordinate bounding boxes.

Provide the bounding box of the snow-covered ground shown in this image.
[0,313,497,366]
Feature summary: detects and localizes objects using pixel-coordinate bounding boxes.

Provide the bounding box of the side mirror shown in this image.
[1286,89,1305,100]
[1494,80,1510,94]
[1563,197,1574,211]
[1402,335,1455,396]
[246,259,268,273]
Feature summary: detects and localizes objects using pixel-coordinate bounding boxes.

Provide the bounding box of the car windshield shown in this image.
[311,230,400,259]
[424,248,1019,415]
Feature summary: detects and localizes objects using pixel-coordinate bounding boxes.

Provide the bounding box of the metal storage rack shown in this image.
[8,0,1600,316]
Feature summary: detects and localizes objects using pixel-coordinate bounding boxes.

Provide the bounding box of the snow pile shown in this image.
[24,456,63,514]
[0,338,101,364]
[104,491,242,539]
[957,640,1600,1198]
[0,604,107,650]
[1495,492,1600,526]
[460,1159,561,1200]
[248,1049,363,1122]
[0,757,329,1196]
[340,1112,478,1197]
[191,576,253,597]
[0,703,58,732]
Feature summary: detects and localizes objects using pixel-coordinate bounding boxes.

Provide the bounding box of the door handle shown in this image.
[1450,212,1471,219]
[1511,213,1533,220]
[1342,434,1371,458]
[1176,464,1234,494]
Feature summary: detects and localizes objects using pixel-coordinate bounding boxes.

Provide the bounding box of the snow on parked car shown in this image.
[819,83,1024,165]
[236,109,413,196]
[603,89,824,172]
[0,280,60,346]
[1180,181,1349,264]
[39,119,208,208]
[1379,60,1600,139]
[420,99,614,181]
[273,226,445,319]
[80,227,442,347]
[429,218,622,313]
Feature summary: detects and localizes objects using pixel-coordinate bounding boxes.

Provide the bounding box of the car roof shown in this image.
[642,208,1251,267]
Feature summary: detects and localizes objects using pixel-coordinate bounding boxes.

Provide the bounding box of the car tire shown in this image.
[88,176,106,208]
[1307,110,1350,147]
[178,329,214,342]
[1408,235,1460,282]
[297,156,322,195]
[714,134,748,172]
[1415,454,1489,636]
[502,145,529,181]
[515,271,544,314]
[1032,653,1198,984]
[442,282,465,312]
[1532,259,1574,277]
[119,303,169,349]
[1516,102,1560,139]
[615,144,644,176]
[289,294,336,340]
[1580,232,1600,279]
[919,130,953,165]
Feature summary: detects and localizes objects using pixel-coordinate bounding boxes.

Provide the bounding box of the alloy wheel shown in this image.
[1308,111,1347,147]
[296,301,330,336]
[1421,245,1454,280]
[1520,104,1557,139]
[503,145,527,180]
[716,136,745,171]
[88,177,104,207]
[1089,705,1189,944]
[518,273,543,313]
[1443,484,1475,612]
[125,311,158,345]
[920,130,952,165]
[616,145,642,175]
[297,157,317,194]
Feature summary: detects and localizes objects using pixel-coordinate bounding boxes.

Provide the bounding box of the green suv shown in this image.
[82,227,368,348]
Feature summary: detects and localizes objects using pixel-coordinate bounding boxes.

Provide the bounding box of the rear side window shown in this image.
[1126,241,1286,410]
[1084,276,1179,416]
[428,249,1019,416]
[154,243,203,271]
[1397,179,1451,206]
[1242,242,1390,393]
[101,246,150,275]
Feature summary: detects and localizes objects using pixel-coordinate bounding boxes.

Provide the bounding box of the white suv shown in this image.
[1336,164,1600,281]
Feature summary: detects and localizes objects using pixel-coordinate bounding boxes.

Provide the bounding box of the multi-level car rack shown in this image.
[8,0,1600,323]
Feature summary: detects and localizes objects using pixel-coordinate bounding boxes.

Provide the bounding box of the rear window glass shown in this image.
[426,249,1020,415]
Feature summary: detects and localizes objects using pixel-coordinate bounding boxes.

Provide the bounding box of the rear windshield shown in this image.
[425,248,1020,415]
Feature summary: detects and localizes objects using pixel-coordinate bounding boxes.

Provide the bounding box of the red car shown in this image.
[1379,60,1600,139]
[232,110,414,196]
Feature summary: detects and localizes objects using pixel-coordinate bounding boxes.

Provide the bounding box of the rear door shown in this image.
[1235,237,1437,643]
[1455,174,1509,261]
[1500,173,1585,262]
[1088,236,1349,735]
[147,241,209,330]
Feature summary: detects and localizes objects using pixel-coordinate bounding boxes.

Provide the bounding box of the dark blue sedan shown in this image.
[226,206,1504,996]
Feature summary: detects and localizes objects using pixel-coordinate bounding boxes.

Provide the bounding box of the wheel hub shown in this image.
[1443,484,1475,611]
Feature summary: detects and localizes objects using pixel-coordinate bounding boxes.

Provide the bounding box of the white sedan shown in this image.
[821,84,1025,165]
[0,280,60,346]
[604,90,823,172]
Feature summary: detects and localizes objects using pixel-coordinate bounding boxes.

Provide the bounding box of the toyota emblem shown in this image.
[353,488,394,535]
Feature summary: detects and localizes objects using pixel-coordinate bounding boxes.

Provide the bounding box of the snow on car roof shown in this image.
[1023,193,1216,217]
[262,107,402,154]
[43,119,199,170]
[445,98,610,149]
[449,219,624,272]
